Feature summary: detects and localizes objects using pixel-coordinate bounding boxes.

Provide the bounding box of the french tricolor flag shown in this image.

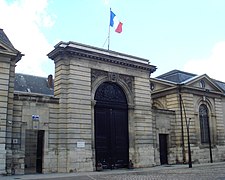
[110,9,123,33]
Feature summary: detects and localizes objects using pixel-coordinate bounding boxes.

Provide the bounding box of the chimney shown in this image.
[47,74,53,89]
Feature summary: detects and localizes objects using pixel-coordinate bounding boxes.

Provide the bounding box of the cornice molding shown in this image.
[152,85,224,99]
[14,92,59,104]
[48,42,157,73]
[0,49,23,63]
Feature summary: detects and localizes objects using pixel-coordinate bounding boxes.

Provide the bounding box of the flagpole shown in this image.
[108,8,111,50]
[108,25,110,50]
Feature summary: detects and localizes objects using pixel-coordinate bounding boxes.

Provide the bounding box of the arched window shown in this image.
[199,104,209,144]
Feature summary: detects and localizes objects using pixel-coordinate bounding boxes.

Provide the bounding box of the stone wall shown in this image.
[11,94,58,174]
[54,58,93,172]
[152,90,225,165]
[165,93,186,163]
[152,108,176,165]
[133,76,155,167]
[0,60,11,174]
[215,98,225,145]
[0,57,17,174]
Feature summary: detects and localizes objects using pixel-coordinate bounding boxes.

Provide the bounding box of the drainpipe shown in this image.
[178,85,185,164]
[207,115,213,163]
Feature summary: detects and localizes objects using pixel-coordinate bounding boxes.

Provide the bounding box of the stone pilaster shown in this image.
[66,60,92,172]
[0,61,10,174]
[133,76,155,167]
[215,98,225,145]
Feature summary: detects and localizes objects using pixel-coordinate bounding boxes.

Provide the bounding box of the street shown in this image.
[1,162,225,180]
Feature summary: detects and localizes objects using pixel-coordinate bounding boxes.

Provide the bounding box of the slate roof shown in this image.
[0,28,14,49]
[14,69,225,96]
[156,69,197,84]
[14,73,54,96]
[214,80,225,92]
[155,69,225,93]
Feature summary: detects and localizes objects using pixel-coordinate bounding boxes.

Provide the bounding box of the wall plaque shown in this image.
[77,141,85,148]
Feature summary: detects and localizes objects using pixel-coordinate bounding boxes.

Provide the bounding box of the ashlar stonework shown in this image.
[47,41,157,172]
[1,29,225,175]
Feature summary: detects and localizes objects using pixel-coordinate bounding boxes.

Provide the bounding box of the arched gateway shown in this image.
[94,82,128,169]
[48,41,156,172]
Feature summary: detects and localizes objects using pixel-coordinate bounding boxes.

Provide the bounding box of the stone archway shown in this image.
[94,82,129,169]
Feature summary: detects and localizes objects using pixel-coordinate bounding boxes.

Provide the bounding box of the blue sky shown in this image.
[1,0,225,81]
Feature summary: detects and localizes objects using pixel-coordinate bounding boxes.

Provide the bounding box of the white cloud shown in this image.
[0,0,55,77]
[183,41,225,82]
[102,0,110,6]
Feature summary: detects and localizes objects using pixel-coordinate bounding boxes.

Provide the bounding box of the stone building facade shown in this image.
[0,29,23,174]
[150,70,225,165]
[1,29,225,175]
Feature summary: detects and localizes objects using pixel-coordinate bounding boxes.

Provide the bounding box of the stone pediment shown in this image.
[0,42,17,55]
[0,41,23,63]
[152,71,225,95]
[0,29,23,62]
[184,74,224,94]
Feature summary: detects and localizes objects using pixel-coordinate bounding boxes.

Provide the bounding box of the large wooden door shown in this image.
[94,82,128,169]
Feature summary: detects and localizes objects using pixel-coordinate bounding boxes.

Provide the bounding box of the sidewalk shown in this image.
[1,162,225,180]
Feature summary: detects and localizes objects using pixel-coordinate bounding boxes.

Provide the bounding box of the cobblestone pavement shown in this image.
[1,162,225,180]
[91,163,225,180]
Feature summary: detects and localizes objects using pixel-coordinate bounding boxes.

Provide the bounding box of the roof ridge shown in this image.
[157,69,197,78]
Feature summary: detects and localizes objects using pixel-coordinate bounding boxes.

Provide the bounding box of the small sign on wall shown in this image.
[32,115,39,129]
[32,115,40,121]
[77,141,85,148]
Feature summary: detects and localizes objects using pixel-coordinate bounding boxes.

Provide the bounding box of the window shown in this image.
[199,80,205,88]
[199,104,209,144]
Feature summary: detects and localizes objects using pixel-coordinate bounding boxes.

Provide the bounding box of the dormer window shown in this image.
[199,80,205,88]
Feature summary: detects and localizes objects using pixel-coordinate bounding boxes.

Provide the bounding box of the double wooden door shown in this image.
[94,82,129,169]
[95,106,128,169]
